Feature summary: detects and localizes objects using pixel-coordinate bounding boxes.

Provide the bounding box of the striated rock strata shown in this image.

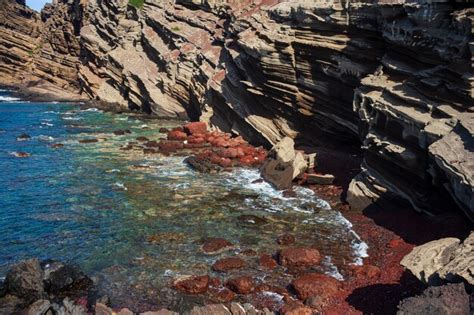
[0,0,473,219]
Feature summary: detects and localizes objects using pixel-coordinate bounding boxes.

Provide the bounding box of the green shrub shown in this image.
[128,0,144,9]
[171,26,181,32]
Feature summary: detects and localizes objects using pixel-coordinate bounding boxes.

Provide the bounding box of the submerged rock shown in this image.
[16,133,31,141]
[11,151,30,158]
[201,238,234,255]
[397,283,470,315]
[212,257,246,273]
[260,137,307,190]
[173,275,210,295]
[42,260,92,295]
[185,156,221,173]
[78,138,99,143]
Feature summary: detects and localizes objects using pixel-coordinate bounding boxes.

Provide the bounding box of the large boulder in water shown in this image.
[260,137,307,190]
[5,258,45,303]
[42,261,93,296]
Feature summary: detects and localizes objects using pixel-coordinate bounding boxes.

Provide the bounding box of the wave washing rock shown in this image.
[0,0,472,219]
[401,232,474,288]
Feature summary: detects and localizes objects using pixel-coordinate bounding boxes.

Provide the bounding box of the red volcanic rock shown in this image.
[221,148,238,158]
[279,248,320,268]
[201,238,233,254]
[188,136,206,145]
[209,277,221,287]
[280,302,313,315]
[387,238,404,248]
[350,264,381,280]
[259,254,278,270]
[158,140,184,152]
[212,257,246,272]
[167,130,187,141]
[143,148,157,154]
[226,276,255,295]
[218,157,232,168]
[277,234,296,245]
[239,155,255,166]
[184,122,207,135]
[209,287,235,303]
[240,249,257,256]
[292,273,340,301]
[144,140,159,147]
[173,275,210,294]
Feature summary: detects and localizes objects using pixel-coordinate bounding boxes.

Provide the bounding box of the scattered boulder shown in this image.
[27,299,51,315]
[173,275,210,294]
[201,238,234,254]
[16,133,31,141]
[11,151,30,158]
[278,248,320,268]
[292,273,340,301]
[226,276,255,295]
[259,254,278,270]
[167,130,187,141]
[280,302,313,315]
[184,122,207,135]
[306,173,335,185]
[260,137,308,190]
[185,156,220,173]
[209,287,236,303]
[78,138,99,143]
[159,127,169,133]
[5,258,45,303]
[42,261,92,295]
[136,136,149,142]
[277,234,295,245]
[212,257,246,273]
[113,129,131,135]
[397,283,470,315]
[400,237,461,285]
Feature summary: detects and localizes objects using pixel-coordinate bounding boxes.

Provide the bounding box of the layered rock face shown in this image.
[0,0,472,218]
[0,0,86,98]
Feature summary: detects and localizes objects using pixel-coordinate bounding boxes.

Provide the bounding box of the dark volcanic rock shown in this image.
[397,283,470,315]
[184,156,221,173]
[42,261,92,295]
[5,258,44,303]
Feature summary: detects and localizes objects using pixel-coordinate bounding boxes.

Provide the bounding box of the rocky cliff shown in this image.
[0,0,86,100]
[1,0,473,219]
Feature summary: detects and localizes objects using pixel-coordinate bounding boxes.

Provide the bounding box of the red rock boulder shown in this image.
[212,257,246,273]
[173,275,210,294]
[226,276,255,295]
[184,122,207,135]
[278,248,321,268]
[201,238,234,254]
[167,130,187,141]
[259,254,278,270]
[291,273,340,301]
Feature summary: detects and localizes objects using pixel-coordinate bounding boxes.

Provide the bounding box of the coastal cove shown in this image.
[0,93,368,312]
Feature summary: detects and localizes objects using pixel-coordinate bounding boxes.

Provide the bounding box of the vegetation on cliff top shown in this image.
[128,0,144,9]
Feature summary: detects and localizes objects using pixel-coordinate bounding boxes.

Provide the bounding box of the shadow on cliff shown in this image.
[346,270,426,315]
[361,195,472,246]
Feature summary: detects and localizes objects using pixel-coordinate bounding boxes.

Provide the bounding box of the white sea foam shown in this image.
[37,135,55,142]
[81,108,101,112]
[261,291,284,303]
[322,256,345,281]
[41,122,54,127]
[0,96,20,102]
[113,182,127,190]
[63,116,81,121]
[106,169,121,173]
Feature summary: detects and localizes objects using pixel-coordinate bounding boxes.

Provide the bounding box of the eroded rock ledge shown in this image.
[1,0,473,219]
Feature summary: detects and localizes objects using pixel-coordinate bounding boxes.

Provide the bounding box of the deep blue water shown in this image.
[0,93,368,311]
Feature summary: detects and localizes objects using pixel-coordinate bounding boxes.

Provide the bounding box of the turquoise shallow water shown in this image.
[0,92,367,311]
